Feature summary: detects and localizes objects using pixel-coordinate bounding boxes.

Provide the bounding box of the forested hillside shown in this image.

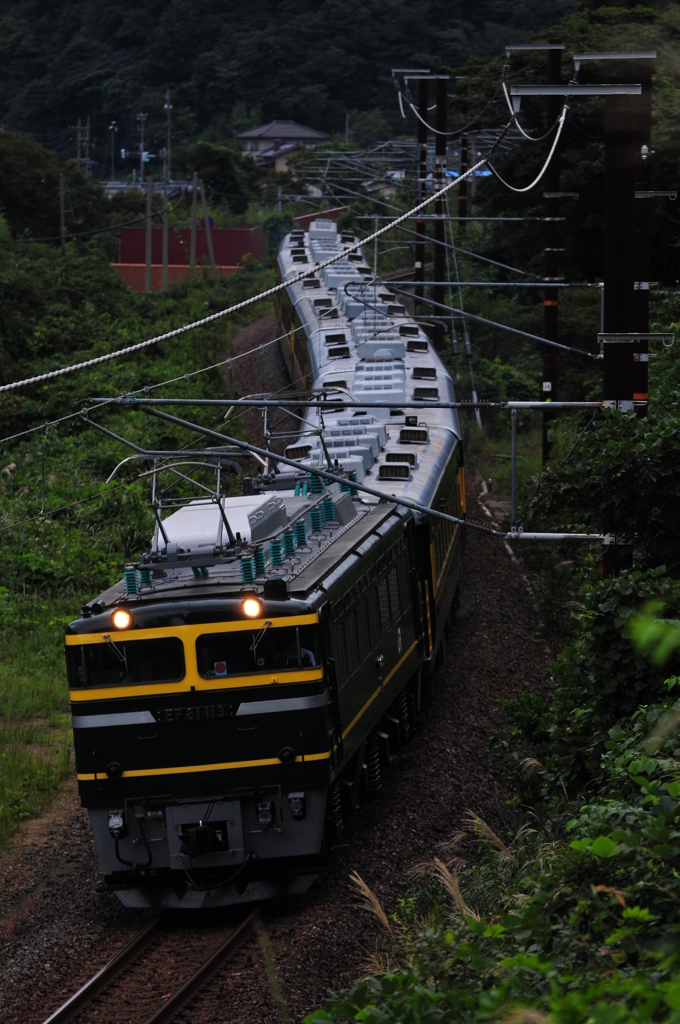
[0,0,575,168]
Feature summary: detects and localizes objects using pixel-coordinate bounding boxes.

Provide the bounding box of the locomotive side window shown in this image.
[196,625,320,678]
[333,621,348,686]
[67,638,185,688]
[377,580,390,636]
[388,568,401,622]
[357,600,370,661]
[367,590,380,648]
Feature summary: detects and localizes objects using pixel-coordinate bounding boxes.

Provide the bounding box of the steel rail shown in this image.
[143,910,257,1024]
[42,914,164,1023]
[42,910,257,1024]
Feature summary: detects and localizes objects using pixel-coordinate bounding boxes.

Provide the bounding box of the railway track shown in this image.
[42,909,258,1024]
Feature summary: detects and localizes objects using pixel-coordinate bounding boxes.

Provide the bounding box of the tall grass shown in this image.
[0,595,77,844]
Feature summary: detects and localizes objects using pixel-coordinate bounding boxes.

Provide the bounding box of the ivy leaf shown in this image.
[570,838,593,852]
[590,835,620,858]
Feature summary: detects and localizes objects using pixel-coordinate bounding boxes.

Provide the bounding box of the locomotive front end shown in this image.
[66,594,332,908]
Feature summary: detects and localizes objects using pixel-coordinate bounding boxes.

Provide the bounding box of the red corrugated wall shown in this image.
[119,226,267,265]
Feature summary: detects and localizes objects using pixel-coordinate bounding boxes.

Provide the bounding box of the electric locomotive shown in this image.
[65,219,464,908]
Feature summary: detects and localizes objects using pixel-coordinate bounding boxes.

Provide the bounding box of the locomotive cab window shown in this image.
[196,625,320,678]
[67,637,185,688]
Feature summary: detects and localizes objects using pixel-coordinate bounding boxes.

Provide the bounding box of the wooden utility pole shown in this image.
[542,48,562,463]
[164,87,172,181]
[84,117,91,177]
[59,174,66,257]
[199,179,217,280]
[190,172,198,273]
[432,73,448,350]
[457,79,468,234]
[600,53,655,576]
[162,190,169,294]
[414,77,428,313]
[145,175,153,293]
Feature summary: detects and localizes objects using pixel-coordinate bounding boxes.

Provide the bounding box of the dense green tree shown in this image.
[0,0,576,172]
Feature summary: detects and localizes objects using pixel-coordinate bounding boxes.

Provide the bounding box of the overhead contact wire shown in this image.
[488,103,568,193]
[0,124,515,397]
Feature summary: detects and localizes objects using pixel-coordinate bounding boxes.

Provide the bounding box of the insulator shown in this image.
[253,547,266,575]
[123,565,138,595]
[309,507,323,532]
[366,737,381,796]
[139,567,152,585]
[283,530,297,556]
[269,540,283,566]
[451,327,459,356]
[322,497,335,522]
[302,482,309,497]
[502,62,511,80]
[240,557,254,584]
[349,471,358,498]
[308,471,323,494]
[294,482,301,497]
[464,331,472,357]
[294,520,308,547]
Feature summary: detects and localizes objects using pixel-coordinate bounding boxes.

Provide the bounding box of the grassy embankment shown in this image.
[0,227,276,845]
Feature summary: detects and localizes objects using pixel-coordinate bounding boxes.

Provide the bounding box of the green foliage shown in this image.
[524,405,680,573]
[0,0,576,163]
[172,141,260,214]
[308,701,680,1024]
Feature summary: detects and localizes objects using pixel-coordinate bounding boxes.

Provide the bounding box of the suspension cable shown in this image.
[487,104,567,193]
[501,82,564,142]
[0,123,516,397]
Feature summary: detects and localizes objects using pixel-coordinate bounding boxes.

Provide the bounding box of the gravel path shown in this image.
[0,317,549,1024]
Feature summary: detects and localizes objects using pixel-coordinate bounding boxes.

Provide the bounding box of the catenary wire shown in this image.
[0,127,514,398]
[0,325,307,448]
[501,82,564,142]
[401,86,502,137]
[488,103,567,193]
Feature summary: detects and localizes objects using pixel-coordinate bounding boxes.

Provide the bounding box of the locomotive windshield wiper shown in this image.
[249,620,272,652]
[102,633,128,674]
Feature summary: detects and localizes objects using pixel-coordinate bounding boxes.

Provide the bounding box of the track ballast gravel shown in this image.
[0,316,549,1024]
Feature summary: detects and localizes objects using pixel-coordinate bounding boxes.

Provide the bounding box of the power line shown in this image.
[0,130,512,397]
[0,325,306,448]
[501,82,564,142]
[488,104,567,193]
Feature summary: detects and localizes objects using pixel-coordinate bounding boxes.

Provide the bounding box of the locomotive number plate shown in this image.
[157,704,233,723]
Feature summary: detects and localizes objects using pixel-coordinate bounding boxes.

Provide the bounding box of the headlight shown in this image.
[242,597,263,619]
[111,608,133,630]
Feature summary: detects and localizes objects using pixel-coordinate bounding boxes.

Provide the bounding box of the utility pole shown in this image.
[59,174,66,258]
[145,175,153,294]
[162,190,169,294]
[76,118,82,170]
[190,172,198,273]
[108,121,117,181]
[542,47,562,464]
[433,73,449,350]
[164,88,172,180]
[136,112,148,183]
[84,117,91,177]
[506,44,566,463]
[199,179,217,280]
[457,78,468,234]
[415,76,428,314]
[602,54,654,576]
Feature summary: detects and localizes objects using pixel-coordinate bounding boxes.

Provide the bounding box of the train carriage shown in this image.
[65,219,465,908]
